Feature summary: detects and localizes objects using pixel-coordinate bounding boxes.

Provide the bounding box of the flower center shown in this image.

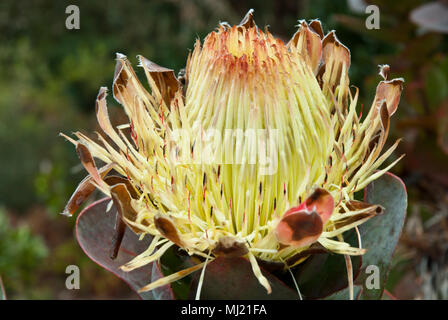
[183,25,334,245]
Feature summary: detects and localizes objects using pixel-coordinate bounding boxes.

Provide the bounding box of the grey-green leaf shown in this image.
[354,172,407,299]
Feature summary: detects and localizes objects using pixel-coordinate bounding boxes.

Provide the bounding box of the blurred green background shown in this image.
[0,0,447,299]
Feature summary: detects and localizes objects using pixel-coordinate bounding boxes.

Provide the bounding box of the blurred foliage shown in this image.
[0,208,48,298]
[0,0,446,299]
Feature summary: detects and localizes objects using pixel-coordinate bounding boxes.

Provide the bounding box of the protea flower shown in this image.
[61,11,404,298]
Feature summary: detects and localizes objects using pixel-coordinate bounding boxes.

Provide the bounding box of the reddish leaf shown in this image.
[75,198,174,300]
[189,257,299,300]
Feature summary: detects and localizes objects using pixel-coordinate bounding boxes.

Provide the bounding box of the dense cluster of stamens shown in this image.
[62,11,403,296]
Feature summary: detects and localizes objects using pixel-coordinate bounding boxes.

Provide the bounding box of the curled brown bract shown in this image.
[138,55,180,107]
[238,9,256,29]
[288,21,322,74]
[61,163,114,217]
[372,78,404,117]
[110,183,146,234]
[154,214,184,248]
[334,200,384,230]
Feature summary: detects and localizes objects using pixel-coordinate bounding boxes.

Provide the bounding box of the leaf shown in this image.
[294,243,362,299]
[75,198,174,300]
[158,246,197,300]
[324,286,362,300]
[151,261,176,300]
[354,172,408,299]
[189,257,299,300]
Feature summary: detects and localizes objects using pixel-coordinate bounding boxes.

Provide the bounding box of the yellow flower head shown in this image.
[62,11,404,295]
